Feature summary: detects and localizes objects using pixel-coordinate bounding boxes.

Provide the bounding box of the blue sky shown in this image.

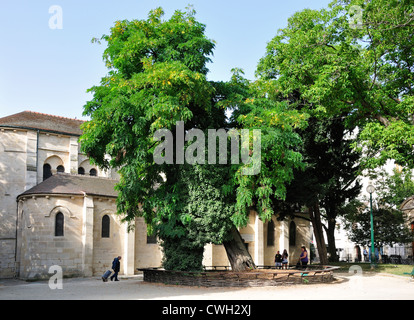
[0,0,332,120]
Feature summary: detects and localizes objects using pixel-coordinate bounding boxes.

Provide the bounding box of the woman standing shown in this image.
[281,249,289,270]
[299,246,308,268]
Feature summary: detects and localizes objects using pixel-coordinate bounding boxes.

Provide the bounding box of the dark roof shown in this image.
[18,174,118,199]
[0,111,85,136]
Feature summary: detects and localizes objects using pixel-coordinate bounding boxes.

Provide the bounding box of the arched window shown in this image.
[43,163,52,181]
[267,219,275,246]
[101,215,110,238]
[57,165,65,173]
[55,212,64,237]
[78,167,85,175]
[289,221,296,246]
[89,168,97,176]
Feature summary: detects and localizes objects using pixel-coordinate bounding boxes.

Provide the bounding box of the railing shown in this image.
[381,255,413,265]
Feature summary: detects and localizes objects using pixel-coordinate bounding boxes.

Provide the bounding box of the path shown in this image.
[0,273,412,300]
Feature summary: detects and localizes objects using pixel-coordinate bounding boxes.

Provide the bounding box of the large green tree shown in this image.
[256,0,414,263]
[272,116,362,263]
[306,117,361,262]
[81,7,308,271]
[257,0,414,169]
[81,7,223,271]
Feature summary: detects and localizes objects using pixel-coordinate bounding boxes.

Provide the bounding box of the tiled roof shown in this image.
[18,174,118,199]
[0,111,85,136]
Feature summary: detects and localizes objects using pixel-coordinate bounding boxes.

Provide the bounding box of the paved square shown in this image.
[0,273,412,300]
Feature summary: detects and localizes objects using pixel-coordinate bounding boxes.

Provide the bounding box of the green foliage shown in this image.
[374,168,414,209]
[253,0,414,263]
[81,7,219,270]
[101,7,214,78]
[80,1,414,270]
[224,72,309,226]
[179,164,235,247]
[341,167,414,248]
[271,116,362,215]
[160,237,204,271]
[257,0,414,169]
[342,206,413,247]
[81,7,309,270]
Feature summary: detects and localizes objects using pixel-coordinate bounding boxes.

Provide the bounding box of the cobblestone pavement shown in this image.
[0,273,412,300]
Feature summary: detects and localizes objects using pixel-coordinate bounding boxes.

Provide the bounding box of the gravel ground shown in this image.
[0,273,412,300]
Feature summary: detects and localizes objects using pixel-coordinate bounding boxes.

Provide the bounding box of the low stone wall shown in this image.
[138,265,340,287]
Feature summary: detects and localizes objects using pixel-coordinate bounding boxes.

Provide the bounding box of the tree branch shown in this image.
[374,114,390,127]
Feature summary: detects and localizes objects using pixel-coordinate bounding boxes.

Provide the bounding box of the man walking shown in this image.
[110,256,121,281]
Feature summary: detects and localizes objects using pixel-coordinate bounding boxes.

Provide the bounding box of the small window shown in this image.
[43,163,52,181]
[102,215,110,238]
[78,167,85,175]
[89,168,97,176]
[267,219,275,246]
[57,165,65,173]
[55,212,64,237]
[289,221,296,246]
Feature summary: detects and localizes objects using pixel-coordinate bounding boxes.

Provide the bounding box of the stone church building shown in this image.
[0,111,311,279]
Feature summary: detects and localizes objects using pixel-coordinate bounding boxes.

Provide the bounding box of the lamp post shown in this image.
[366,184,376,268]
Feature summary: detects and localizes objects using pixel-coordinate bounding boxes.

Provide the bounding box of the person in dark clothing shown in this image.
[110,256,121,281]
[299,246,308,268]
[274,251,283,269]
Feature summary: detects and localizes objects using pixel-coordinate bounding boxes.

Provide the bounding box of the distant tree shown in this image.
[342,206,412,248]
[374,168,414,209]
[341,168,414,249]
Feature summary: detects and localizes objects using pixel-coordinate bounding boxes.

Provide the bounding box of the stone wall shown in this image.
[15,191,311,279]
[0,126,114,278]
[0,129,31,277]
[17,196,85,278]
[92,202,123,275]
[134,217,163,269]
[16,194,164,279]
[202,210,312,268]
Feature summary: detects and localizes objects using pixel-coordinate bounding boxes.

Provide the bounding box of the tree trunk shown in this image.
[223,226,256,271]
[309,204,328,265]
[326,217,339,262]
